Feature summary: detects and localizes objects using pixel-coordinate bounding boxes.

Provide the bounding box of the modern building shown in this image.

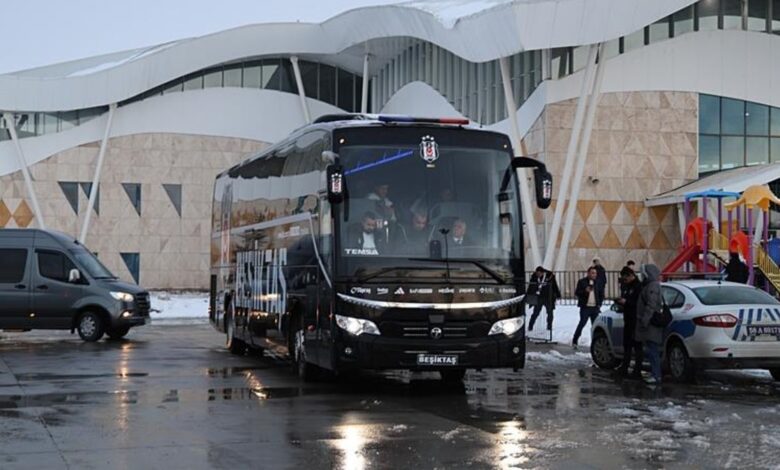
[1,0,779,288]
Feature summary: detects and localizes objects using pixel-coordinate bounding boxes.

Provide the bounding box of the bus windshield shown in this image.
[336,129,522,281]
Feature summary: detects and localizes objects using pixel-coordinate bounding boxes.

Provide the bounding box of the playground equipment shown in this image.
[662,186,780,293]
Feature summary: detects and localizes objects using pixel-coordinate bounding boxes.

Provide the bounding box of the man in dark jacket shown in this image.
[591,257,607,298]
[636,264,664,385]
[616,267,643,377]
[572,267,604,347]
[724,252,749,284]
[526,266,561,331]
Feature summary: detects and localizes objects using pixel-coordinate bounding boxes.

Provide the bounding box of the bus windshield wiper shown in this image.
[407,258,506,284]
[356,266,442,283]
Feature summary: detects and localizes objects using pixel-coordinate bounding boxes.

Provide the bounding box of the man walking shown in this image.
[636,264,664,385]
[572,267,604,348]
[526,266,561,332]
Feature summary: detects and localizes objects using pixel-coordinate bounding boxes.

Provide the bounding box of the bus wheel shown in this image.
[226,314,246,356]
[293,327,318,382]
[440,369,466,383]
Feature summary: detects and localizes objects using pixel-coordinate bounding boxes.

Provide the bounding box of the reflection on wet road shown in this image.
[0,324,779,469]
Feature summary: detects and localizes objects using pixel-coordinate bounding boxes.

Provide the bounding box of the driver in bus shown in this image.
[347,211,387,254]
[449,218,471,247]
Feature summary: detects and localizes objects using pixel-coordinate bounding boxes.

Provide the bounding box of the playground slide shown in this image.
[662,244,700,275]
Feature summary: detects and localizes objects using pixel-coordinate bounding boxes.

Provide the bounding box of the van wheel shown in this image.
[667,340,694,382]
[590,329,619,369]
[77,311,105,342]
[226,314,246,355]
[768,368,780,381]
[106,326,130,340]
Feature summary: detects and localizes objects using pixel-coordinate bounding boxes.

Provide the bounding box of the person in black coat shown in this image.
[572,267,605,347]
[346,211,387,254]
[724,252,749,284]
[616,267,643,377]
[591,257,607,298]
[526,266,561,331]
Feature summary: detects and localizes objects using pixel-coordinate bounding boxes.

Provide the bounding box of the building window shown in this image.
[699,0,720,30]
[122,183,142,216]
[721,0,744,29]
[120,252,140,284]
[721,98,745,135]
[749,0,770,31]
[163,184,182,217]
[673,5,695,35]
[58,182,79,214]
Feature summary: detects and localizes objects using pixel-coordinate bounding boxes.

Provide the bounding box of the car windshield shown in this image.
[692,285,780,305]
[335,128,521,281]
[70,248,116,279]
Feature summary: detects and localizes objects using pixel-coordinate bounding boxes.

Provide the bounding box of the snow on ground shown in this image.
[525,304,594,347]
[149,291,209,322]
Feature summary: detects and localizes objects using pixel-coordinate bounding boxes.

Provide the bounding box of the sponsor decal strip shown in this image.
[337,293,525,310]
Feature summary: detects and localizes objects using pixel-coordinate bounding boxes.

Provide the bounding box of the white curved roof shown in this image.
[0,0,695,112]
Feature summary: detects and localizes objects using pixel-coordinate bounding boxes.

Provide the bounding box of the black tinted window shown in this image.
[0,249,27,283]
[38,251,75,282]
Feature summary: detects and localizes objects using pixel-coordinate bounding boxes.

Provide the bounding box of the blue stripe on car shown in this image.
[669,319,696,339]
[732,310,744,341]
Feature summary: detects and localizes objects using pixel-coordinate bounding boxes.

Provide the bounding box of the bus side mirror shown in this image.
[512,157,553,209]
[326,164,344,204]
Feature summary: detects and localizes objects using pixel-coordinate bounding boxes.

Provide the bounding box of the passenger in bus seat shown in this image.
[346,211,387,254]
[405,211,434,253]
[367,183,397,222]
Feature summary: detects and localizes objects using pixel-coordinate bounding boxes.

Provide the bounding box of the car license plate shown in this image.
[746,325,780,336]
[416,354,458,366]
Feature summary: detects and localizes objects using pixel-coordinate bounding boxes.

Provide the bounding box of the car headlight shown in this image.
[335,314,380,336]
[110,291,134,302]
[488,317,524,336]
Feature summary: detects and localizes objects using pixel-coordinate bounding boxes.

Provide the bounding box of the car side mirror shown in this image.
[68,268,81,283]
[512,156,553,209]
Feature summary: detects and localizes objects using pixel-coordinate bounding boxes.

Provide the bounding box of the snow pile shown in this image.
[149,291,209,322]
[526,305,594,346]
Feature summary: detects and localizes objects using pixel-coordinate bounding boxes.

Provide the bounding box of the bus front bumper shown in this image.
[335,332,525,371]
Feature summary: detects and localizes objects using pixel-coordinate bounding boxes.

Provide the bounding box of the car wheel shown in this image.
[667,340,694,382]
[768,368,780,381]
[440,369,467,383]
[590,329,620,369]
[106,326,130,340]
[226,313,246,356]
[77,311,105,342]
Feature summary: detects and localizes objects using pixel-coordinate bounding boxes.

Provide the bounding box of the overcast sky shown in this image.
[0,0,407,74]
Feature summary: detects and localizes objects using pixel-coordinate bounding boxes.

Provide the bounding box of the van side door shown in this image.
[32,250,83,329]
[0,248,32,328]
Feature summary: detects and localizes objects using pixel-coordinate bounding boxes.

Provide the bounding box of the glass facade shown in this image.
[0,106,109,142]
[372,39,542,125]
[699,94,780,174]
[559,0,780,80]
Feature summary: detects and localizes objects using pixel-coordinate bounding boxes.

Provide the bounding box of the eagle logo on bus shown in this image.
[420,135,439,167]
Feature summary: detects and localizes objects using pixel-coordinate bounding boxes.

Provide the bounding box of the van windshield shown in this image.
[70,249,116,279]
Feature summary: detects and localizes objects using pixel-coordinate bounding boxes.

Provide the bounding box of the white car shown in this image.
[590,280,780,382]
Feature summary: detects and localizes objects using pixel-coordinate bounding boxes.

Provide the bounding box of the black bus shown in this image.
[209,114,552,381]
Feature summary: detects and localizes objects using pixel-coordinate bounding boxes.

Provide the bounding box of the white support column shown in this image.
[361,53,370,114]
[3,112,45,230]
[499,56,541,268]
[542,44,597,269]
[677,203,686,243]
[290,56,311,123]
[555,43,606,272]
[79,103,117,243]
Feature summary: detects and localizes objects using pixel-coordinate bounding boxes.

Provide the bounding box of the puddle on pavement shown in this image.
[15,372,149,381]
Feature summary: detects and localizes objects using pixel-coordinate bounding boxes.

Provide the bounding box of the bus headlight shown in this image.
[488,317,524,336]
[111,291,134,302]
[335,315,380,336]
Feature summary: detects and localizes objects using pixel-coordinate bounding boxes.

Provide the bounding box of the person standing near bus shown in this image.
[526,266,561,332]
[636,264,664,385]
[572,267,604,348]
[616,267,643,378]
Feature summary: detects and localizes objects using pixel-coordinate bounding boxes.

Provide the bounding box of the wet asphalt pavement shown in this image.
[1,324,780,469]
